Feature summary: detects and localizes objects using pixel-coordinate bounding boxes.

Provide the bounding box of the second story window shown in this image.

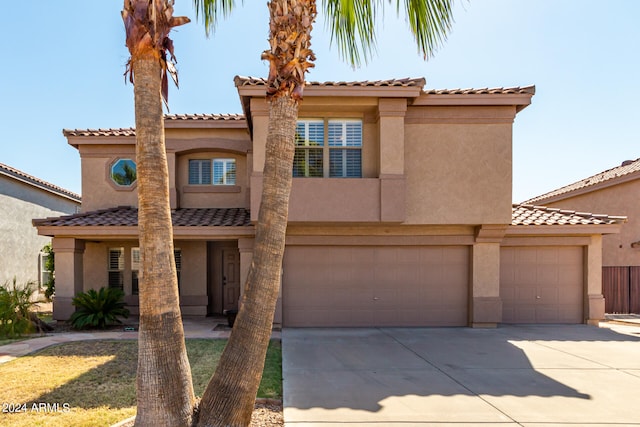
[189,158,236,185]
[294,119,362,178]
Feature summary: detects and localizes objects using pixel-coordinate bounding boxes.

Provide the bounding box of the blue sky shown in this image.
[2,1,638,204]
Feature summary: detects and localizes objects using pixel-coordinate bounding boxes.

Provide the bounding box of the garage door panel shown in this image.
[501,247,583,324]
[283,246,469,327]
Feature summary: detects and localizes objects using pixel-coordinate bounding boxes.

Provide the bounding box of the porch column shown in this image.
[51,237,85,320]
[586,234,605,325]
[471,226,507,328]
[249,99,270,222]
[238,237,254,298]
[167,151,178,209]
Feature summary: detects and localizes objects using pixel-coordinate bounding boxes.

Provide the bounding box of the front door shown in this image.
[222,248,240,312]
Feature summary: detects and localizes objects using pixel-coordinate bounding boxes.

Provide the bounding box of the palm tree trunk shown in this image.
[133,55,195,427]
[196,94,298,426]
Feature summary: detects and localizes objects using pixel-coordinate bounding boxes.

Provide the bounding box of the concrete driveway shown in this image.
[282,324,640,426]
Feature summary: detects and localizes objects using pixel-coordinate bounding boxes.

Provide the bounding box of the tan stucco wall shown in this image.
[543,180,640,266]
[404,121,512,225]
[77,127,251,212]
[175,240,207,297]
[79,147,138,211]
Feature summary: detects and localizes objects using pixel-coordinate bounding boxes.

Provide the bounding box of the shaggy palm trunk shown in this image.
[133,56,195,427]
[196,95,298,426]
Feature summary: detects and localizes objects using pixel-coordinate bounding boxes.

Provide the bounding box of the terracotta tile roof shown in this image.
[0,162,81,202]
[423,86,535,95]
[512,204,626,226]
[63,128,136,137]
[234,76,426,88]
[63,114,245,137]
[525,158,640,204]
[34,206,251,227]
[234,76,534,96]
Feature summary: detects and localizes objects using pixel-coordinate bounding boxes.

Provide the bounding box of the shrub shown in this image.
[42,243,55,300]
[70,287,130,330]
[0,278,38,338]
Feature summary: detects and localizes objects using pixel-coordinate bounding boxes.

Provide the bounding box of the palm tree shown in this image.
[192,1,456,425]
[121,1,195,426]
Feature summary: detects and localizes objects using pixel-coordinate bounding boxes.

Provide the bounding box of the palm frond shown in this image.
[322,0,456,67]
[400,0,454,59]
[193,0,239,36]
[323,0,377,68]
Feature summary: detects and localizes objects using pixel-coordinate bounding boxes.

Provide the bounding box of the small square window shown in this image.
[188,158,236,185]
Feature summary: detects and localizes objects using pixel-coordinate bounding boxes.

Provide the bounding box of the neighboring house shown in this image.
[525,159,640,314]
[1,163,81,287]
[34,77,625,326]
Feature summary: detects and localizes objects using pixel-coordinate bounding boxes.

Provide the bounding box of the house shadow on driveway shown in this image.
[282,325,640,425]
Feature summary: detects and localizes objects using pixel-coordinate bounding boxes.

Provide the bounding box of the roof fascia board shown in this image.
[35,226,255,239]
[413,93,533,110]
[506,223,623,236]
[236,85,423,99]
[164,120,247,130]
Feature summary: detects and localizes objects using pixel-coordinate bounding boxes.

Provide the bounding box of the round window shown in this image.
[110,159,137,186]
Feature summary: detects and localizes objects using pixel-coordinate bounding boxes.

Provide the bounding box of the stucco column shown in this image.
[586,234,605,325]
[471,225,507,327]
[51,237,85,320]
[378,98,407,222]
[249,99,270,222]
[166,150,178,209]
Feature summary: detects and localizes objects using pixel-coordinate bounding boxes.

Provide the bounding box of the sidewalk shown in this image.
[605,313,640,325]
[0,317,281,365]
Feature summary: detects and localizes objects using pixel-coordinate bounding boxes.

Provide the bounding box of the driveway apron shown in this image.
[282,324,640,427]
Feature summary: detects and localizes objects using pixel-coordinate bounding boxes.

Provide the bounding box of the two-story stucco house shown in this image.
[34,77,625,327]
[525,159,640,314]
[1,162,81,286]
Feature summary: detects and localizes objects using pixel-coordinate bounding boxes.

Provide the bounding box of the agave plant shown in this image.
[70,287,130,330]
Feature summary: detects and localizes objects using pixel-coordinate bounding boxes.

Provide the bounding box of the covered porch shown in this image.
[33,207,260,321]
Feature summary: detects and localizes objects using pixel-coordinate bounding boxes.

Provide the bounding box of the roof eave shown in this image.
[506,223,624,236]
[413,92,534,111]
[0,169,81,204]
[34,225,256,239]
[525,169,640,205]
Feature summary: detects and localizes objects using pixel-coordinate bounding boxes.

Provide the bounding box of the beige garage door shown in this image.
[283,246,469,327]
[501,246,584,324]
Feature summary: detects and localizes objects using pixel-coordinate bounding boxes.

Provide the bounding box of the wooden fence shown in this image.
[602,266,640,314]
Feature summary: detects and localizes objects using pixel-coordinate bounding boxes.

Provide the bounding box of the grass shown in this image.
[0,339,282,427]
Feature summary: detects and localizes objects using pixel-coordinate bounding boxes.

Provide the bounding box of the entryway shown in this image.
[207,241,240,315]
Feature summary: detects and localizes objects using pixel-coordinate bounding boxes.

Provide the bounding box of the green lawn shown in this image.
[0,339,282,427]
